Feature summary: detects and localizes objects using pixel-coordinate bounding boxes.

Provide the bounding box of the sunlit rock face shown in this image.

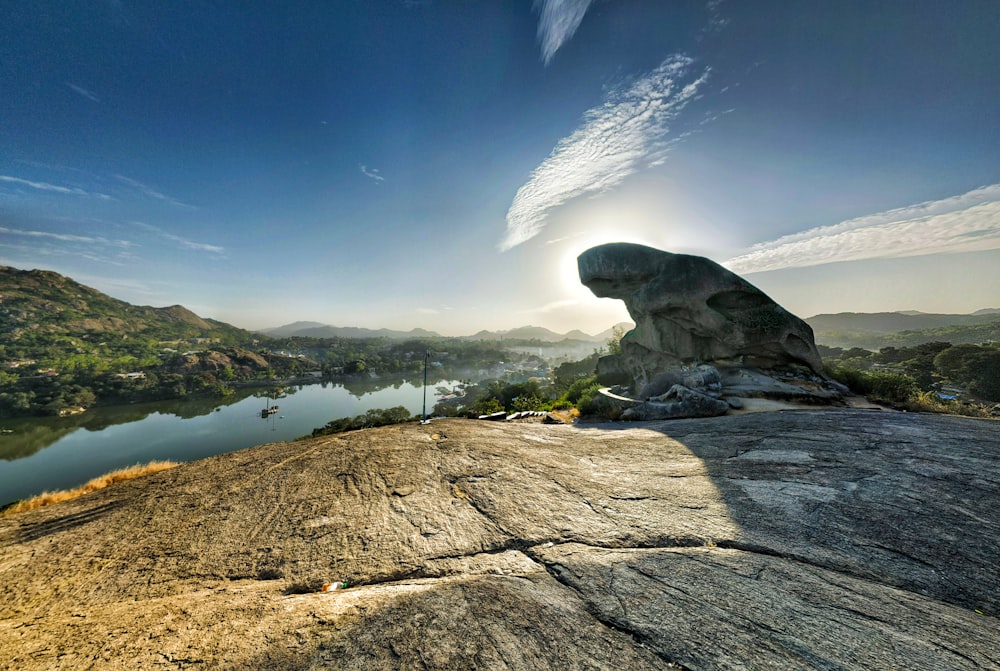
[578,242,824,393]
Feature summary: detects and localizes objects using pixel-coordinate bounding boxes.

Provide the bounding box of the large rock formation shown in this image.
[578,243,824,390]
[1,411,997,669]
[577,243,843,416]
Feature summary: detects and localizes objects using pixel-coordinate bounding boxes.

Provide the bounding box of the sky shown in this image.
[1,0,998,336]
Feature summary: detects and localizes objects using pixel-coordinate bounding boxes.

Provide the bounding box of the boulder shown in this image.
[621,383,730,420]
[578,243,825,392]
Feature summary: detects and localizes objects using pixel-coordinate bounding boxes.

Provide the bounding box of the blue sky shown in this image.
[2,0,998,335]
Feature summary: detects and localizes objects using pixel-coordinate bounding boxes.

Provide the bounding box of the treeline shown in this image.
[821,341,1000,408]
[271,336,542,378]
[0,332,546,417]
[812,321,1000,350]
[308,352,608,437]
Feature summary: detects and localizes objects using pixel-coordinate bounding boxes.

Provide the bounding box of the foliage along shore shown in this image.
[0,267,593,418]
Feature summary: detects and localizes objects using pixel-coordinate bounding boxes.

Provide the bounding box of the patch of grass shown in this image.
[0,460,179,517]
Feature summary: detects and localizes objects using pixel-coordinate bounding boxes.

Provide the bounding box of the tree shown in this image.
[607,325,626,357]
[933,345,1000,401]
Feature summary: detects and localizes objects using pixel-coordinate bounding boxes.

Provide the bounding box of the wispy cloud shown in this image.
[704,0,729,33]
[724,184,1000,274]
[115,175,197,209]
[501,55,709,251]
[0,223,135,267]
[0,174,112,199]
[359,165,384,183]
[132,222,226,255]
[535,0,593,65]
[0,225,134,247]
[519,299,579,314]
[417,306,454,315]
[66,82,100,103]
[0,226,100,244]
[545,231,587,245]
[163,233,225,254]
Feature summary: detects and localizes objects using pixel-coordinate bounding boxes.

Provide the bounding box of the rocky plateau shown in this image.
[1,408,998,669]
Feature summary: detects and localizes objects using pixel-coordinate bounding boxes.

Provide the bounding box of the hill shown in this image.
[262,321,633,343]
[806,310,1000,349]
[0,266,251,344]
[0,410,996,669]
[462,322,634,343]
[0,267,313,417]
[259,321,330,337]
[260,323,444,339]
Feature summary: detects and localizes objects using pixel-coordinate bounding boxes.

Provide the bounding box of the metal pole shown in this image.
[422,351,429,423]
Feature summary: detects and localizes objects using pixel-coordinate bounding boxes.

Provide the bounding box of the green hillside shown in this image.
[0,266,250,345]
[0,267,305,417]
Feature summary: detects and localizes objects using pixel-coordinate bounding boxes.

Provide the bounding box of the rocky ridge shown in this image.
[0,409,997,669]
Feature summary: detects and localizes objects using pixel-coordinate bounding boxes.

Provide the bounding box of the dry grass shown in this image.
[896,391,993,418]
[546,408,580,424]
[1,461,179,517]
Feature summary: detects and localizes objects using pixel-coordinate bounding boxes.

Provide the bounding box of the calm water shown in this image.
[0,379,457,506]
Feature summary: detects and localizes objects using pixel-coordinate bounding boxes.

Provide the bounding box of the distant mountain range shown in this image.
[805,310,1000,349]
[806,310,1000,334]
[261,322,443,340]
[265,311,1000,349]
[4,265,996,355]
[259,322,630,343]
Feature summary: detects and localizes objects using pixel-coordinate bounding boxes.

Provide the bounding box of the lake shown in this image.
[0,379,460,506]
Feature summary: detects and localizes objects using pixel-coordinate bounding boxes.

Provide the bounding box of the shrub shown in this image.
[829,366,920,404]
[310,406,415,437]
[563,376,601,404]
[469,397,504,417]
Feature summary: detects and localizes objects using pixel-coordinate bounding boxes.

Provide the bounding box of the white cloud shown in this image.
[545,231,587,245]
[132,222,226,255]
[417,307,440,315]
[535,0,593,65]
[0,175,87,196]
[501,55,709,251]
[116,175,197,209]
[0,174,113,200]
[359,165,384,183]
[0,226,98,244]
[0,225,133,248]
[0,229,135,266]
[723,184,1000,274]
[704,0,729,32]
[67,82,100,102]
[163,233,226,254]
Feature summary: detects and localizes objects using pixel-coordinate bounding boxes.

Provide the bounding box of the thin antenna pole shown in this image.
[422,351,429,423]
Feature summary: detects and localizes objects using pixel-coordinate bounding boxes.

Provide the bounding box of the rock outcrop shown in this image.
[1,410,997,669]
[578,243,826,393]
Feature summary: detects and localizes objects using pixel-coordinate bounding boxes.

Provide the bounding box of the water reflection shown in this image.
[0,388,258,462]
[0,377,460,506]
